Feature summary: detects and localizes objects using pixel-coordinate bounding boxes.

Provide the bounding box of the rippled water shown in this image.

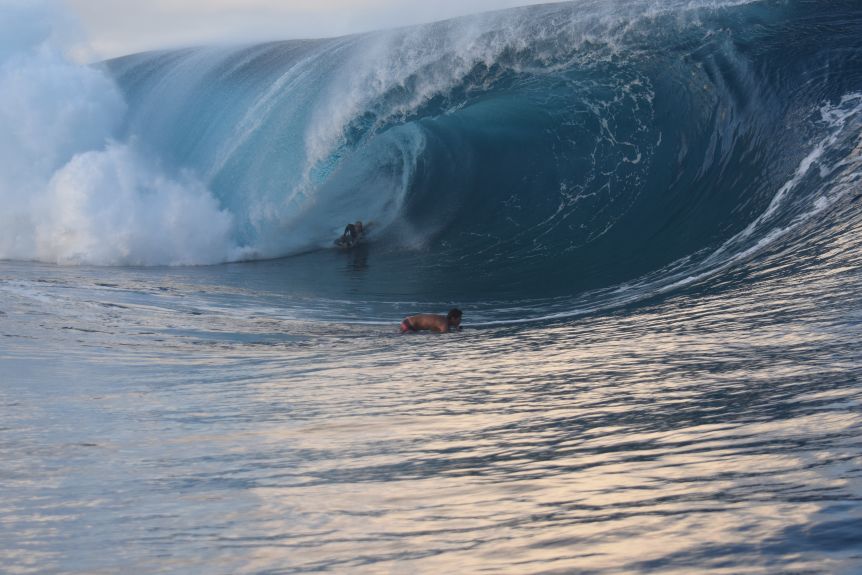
[2,201,861,574]
[3,1,862,570]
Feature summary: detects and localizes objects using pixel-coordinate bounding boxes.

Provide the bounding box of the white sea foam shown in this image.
[0,2,242,266]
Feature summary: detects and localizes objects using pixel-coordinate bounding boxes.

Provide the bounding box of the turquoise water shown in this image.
[2,0,862,572]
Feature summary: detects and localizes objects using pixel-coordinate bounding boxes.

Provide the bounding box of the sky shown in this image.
[62,0,558,61]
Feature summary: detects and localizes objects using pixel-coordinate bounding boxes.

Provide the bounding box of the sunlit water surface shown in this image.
[2,203,861,574]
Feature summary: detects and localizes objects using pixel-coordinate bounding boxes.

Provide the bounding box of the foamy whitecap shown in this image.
[0,2,241,266]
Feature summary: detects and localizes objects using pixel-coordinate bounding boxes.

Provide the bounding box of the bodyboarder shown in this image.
[336,221,365,248]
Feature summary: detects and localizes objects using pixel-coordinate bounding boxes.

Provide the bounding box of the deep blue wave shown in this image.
[101,0,862,306]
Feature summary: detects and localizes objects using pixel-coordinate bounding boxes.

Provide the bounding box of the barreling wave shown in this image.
[1,1,861,306]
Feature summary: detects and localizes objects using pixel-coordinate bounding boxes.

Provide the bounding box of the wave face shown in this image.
[3,1,862,303]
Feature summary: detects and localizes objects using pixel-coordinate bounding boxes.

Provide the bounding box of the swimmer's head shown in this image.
[447,308,463,329]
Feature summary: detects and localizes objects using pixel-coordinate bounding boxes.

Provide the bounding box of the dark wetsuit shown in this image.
[339,223,362,247]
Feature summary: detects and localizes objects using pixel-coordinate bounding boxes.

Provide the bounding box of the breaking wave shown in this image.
[1,0,860,305]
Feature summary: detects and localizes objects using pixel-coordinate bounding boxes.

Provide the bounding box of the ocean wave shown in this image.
[1,0,860,304]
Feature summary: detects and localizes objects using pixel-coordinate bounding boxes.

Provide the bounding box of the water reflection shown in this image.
[343,244,371,273]
[1,210,861,574]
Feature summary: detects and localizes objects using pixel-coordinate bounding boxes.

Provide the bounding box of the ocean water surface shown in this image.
[2,0,862,573]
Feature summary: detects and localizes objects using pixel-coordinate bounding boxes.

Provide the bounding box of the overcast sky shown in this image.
[62,0,558,61]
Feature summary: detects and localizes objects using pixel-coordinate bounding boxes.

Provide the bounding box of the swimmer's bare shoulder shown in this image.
[400,309,463,334]
[410,314,449,333]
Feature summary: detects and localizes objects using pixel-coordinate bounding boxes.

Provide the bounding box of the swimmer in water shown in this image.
[337,221,364,247]
[400,308,463,333]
